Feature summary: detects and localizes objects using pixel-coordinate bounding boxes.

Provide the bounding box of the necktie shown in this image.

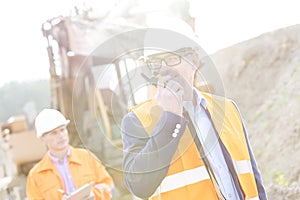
[183,110,226,200]
[204,108,244,200]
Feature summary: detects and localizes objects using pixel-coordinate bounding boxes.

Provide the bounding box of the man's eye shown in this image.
[149,58,161,64]
[49,132,56,135]
[165,55,180,64]
[183,52,194,57]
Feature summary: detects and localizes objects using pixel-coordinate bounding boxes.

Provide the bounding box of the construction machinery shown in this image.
[0,116,47,199]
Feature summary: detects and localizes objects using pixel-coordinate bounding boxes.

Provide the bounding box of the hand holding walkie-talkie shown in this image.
[155,68,185,116]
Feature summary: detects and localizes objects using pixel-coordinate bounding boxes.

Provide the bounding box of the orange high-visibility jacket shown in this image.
[26,146,113,200]
[131,93,260,200]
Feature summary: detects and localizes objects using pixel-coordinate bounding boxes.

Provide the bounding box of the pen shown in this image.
[58,189,66,195]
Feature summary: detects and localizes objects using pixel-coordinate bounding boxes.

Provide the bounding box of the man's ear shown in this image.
[40,135,46,143]
[192,52,200,68]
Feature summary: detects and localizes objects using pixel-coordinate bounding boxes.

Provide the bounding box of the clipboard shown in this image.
[65,182,93,200]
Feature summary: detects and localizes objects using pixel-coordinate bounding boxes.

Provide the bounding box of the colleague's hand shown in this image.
[155,70,184,116]
[95,183,113,200]
[61,191,95,200]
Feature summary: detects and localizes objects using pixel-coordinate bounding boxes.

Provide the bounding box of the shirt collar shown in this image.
[183,88,206,112]
[193,88,207,109]
[49,148,70,164]
[36,146,82,173]
[183,88,207,109]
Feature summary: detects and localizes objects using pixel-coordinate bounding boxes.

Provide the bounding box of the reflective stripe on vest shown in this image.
[247,197,260,200]
[151,166,210,197]
[151,160,257,196]
[234,160,253,175]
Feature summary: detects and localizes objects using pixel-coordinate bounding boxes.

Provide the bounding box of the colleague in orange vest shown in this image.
[26,109,113,200]
[121,19,267,200]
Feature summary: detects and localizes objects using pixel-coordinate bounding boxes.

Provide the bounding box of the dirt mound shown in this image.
[211,24,300,199]
[267,184,300,200]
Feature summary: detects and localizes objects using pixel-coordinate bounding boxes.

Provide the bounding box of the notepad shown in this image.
[65,182,93,200]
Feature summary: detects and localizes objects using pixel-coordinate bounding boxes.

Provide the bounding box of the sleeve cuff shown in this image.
[152,111,187,147]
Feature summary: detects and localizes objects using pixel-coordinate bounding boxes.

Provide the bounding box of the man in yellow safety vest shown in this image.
[121,18,267,200]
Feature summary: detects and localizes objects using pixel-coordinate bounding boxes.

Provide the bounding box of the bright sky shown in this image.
[0,0,299,86]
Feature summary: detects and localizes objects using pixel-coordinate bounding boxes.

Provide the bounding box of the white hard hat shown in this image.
[143,16,201,56]
[146,16,197,40]
[35,109,70,138]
